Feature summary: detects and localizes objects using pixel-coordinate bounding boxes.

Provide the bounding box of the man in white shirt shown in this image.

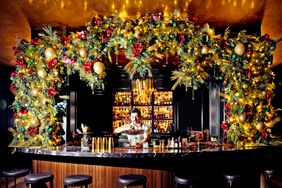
[114,108,149,148]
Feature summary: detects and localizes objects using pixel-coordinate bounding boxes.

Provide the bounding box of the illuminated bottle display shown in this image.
[112,90,173,133]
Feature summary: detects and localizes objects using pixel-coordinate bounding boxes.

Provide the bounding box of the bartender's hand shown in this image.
[134,142,143,148]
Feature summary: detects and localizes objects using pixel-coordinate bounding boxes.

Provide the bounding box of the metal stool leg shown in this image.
[5,176,8,188]
[14,177,17,188]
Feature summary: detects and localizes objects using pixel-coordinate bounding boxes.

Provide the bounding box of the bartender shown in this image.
[113,108,149,148]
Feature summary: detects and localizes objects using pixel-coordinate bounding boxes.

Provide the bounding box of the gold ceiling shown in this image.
[1,0,281,66]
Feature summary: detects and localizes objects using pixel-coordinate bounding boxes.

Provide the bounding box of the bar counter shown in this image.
[12,143,282,188]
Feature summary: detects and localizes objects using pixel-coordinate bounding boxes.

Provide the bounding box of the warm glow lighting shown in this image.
[233,0,237,7]
[132,78,155,103]
[29,0,33,4]
[60,0,65,9]
[126,0,129,5]
[84,0,88,11]
[241,0,246,6]
[112,3,115,10]
[222,0,226,5]
[119,9,128,20]
[251,0,254,9]
[174,0,177,6]
[164,6,169,17]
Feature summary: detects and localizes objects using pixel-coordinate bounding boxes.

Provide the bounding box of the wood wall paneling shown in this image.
[33,160,175,188]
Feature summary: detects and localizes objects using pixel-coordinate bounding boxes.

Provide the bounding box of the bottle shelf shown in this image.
[113,90,173,133]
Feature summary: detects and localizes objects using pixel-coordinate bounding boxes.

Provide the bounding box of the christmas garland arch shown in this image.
[9,10,280,147]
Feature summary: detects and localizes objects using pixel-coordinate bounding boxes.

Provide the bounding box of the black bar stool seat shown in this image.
[118,174,147,187]
[223,174,243,187]
[2,168,30,188]
[64,174,92,188]
[175,174,199,187]
[25,173,54,188]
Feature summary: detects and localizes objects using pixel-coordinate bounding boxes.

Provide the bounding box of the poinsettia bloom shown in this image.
[84,61,92,72]
[221,122,230,131]
[16,59,26,68]
[28,69,33,74]
[10,72,16,77]
[48,87,57,97]
[31,38,40,45]
[47,59,58,68]
[261,131,268,139]
[153,15,160,21]
[13,113,18,118]
[10,84,16,93]
[92,17,102,26]
[245,69,251,78]
[21,108,28,115]
[225,103,231,112]
[173,56,180,66]
[18,72,23,77]
[78,31,87,40]
[27,126,38,136]
[179,34,185,43]
[132,42,143,56]
[60,36,70,45]
[63,56,71,64]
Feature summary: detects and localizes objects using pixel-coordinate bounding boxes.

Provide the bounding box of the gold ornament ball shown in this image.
[239,113,247,123]
[256,122,264,131]
[37,69,47,78]
[201,46,210,54]
[30,118,39,126]
[31,88,39,96]
[79,48,88,58]
[93,62,105,75]
[44,47,57,61]
[234,43,245,56]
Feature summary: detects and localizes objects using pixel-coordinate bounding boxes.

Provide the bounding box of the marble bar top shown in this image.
[12,142,268,159]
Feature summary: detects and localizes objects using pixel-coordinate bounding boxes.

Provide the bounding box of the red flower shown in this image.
[84,61,92,72]
[179,34,185,43]
[10,72,16,77]
[16,59,26,68]
[18,72,23,77]
[78,31,87,40]
[221,122,230,131]
[47,59,58,68]
[261,131,268,139]
[245,69,251,79]
[21,108,28,115]
[132,42,143,57]
[92,17,102,26]
[10,84,16,93]
[27,126,38,136]
[192,16,199,22]
[31,38,40,45]
[28,69,33,74]
[60,36,70,45]
[225,103,231,112]
[172,56,180,67]
[13,113,18,118]
[48,87,57,97]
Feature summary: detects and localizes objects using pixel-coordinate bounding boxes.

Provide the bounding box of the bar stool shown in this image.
[2,168,30,188]
[223,174,240,187]
[175,174,200,188]
[263,169,275,188]
[25,172,54,188]
[64,174,92,188]
[118,174,147,188]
